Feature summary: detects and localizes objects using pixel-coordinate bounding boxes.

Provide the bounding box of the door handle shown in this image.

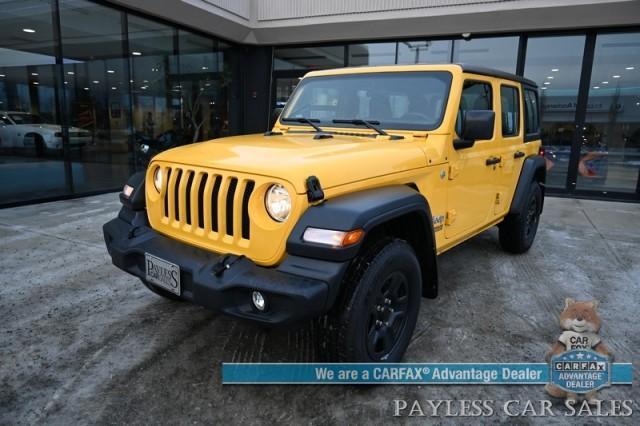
[485,156,502,166]
[514,151,525,159]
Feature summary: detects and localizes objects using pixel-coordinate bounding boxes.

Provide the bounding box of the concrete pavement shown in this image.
[0,194,638,424]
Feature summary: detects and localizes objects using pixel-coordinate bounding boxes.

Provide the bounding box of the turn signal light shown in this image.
[123,184,134,198]
[302,227,365,248]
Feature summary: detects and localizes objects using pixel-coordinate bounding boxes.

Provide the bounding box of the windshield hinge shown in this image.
[412,132,429,138]
[306,176,325,202]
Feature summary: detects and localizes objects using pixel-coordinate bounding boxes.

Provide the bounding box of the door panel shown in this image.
[445,78,498,239]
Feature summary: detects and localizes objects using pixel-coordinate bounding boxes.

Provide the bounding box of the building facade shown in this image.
[1,0,639,206]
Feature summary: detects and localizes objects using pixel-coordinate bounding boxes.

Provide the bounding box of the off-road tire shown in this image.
[140,279,184,301]
[499,181,542,254]
[325,238,422,362]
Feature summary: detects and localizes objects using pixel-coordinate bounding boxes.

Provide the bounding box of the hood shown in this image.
[152,133,429,193]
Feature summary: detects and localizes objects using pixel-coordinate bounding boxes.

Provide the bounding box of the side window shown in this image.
[456,80,493,136]
[0,116,11,125]
[524,89,540,138]
[500,86,520,137]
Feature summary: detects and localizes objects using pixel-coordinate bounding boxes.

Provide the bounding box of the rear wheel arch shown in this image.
[510,155,546,216]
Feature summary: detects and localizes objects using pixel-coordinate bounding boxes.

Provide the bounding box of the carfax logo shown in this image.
[550,350,610,393]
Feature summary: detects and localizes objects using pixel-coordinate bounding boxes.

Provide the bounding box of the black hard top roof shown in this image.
[457,64,538,88]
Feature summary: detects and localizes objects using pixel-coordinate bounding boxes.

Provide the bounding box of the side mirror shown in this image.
[454,110,495,150]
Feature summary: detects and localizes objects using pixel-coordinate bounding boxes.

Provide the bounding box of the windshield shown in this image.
[9,113,44,124]
[281,71,452,131]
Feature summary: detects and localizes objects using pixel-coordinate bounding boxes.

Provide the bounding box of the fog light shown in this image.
[252,291,266,311]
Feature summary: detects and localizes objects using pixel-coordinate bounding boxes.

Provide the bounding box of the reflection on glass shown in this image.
[397,40,452,64]
[524,36,586,189]
[59,0,131,192]
[348,43,396,66]
[178,30,229,145]
[0,0,70,204]
[128,15,178,168]
[274,46,345,70]
[577,32,640,193]
[453,37,518,73]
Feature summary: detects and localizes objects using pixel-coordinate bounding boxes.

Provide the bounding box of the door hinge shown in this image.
[448,164,460,180]
[445,209,457,225]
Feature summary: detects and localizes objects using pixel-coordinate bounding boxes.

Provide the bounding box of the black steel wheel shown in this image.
[326,238,422,362]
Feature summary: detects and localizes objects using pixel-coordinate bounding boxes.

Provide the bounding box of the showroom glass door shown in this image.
[575,32,640,198]
[524,35,587,190]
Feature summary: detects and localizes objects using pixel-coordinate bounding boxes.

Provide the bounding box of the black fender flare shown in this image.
[287,185,438,299]
[509,155,546,216]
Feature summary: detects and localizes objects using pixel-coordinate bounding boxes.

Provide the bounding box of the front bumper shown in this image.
[103,209,349,326]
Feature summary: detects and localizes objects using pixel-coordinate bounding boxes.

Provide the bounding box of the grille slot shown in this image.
[185,171,194,225]
[226,178,238,236]
[241,181,255,239]
[197,174,207,229]
[173,169,183,221]
[160,166,255,243]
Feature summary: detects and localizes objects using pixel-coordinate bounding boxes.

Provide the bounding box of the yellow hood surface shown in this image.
[152,132,429,193]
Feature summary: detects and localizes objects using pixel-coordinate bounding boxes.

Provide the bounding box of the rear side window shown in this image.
[524,88,540,139]
[500,86,520,137]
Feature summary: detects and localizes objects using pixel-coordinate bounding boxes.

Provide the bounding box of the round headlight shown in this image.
[153,167,163,192]
[265,184,291,222]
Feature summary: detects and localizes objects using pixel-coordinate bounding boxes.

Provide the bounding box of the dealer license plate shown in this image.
[145,253,181,295]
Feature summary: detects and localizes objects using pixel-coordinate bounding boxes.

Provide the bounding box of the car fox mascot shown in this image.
[545,298,613,404]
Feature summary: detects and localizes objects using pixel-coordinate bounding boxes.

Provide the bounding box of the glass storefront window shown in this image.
[0,0,70,204]
[59,0,132,193]
[178,30,230,144]
[524,36,586,189]
[577,32,640,193]
[348,43,396,66]
[274,46,345,70]
[453,37,519,73]
[128,15,179,168]
[397,40,452,64]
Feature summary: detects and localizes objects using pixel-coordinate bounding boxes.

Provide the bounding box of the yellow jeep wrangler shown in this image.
[104,64,545,362]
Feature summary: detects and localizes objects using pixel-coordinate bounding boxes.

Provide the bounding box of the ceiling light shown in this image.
[0,74,5,77]
[613,75,621,78]
[84,87,89,91]
[130,79,134,83]
[111,86,116,90]
[132,51,142,56]
[92,80,99,84]
[107,70,115,74]
[541,87,547,90]
[593,86,600,89]
[546,76,554,79]
[202,66,208,70]
[544,82,551,85]
[551,68,559,72]
[602,81,609,84]
[32,82,39,85]
[64,81,68,84]
[67,71,74,75]
[22,28,36,33]
[625,66,635,70]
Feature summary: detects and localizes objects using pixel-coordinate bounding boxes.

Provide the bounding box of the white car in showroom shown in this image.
[0,111,92,156]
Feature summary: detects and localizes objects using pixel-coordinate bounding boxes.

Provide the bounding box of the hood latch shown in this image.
[306,176,324,202]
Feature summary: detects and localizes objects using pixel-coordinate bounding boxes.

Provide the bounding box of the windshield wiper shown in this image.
[333,119,404,140]
[282,117,332,139]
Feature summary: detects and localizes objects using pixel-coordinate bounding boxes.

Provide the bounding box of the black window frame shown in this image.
[499,84,521,138]
[523,86,541,142]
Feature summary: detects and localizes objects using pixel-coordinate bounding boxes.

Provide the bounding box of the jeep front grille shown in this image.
[161,166,255,241]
